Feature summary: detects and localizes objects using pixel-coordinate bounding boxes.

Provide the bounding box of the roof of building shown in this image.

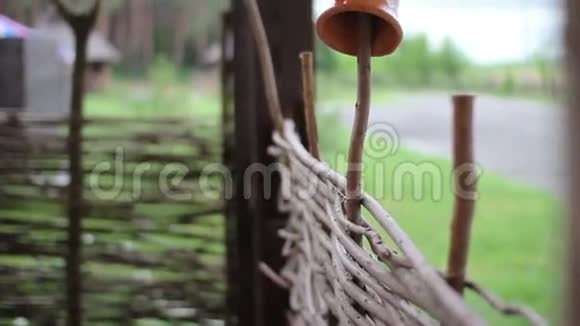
[37,23,121,64]
[0,15,29,38]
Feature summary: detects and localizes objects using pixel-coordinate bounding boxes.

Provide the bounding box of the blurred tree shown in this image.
[499,70,516,96]
[1,0,47,24]
[187,0,229,66]
[315,32,473,90]
[436,37,468,86]
[532,52,554,93]
[315,37,337,74]
[108,0,228,72]
[411,34,433,85]
[95,0,122,34]
[390,34,433,86]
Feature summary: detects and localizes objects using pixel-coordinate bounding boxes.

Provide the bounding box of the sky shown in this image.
[315,0,563,64]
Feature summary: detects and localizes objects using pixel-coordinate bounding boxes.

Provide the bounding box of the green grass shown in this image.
[317,73,399,106]
[85,80,220,119]
[372,150,560,325]
[320,117,561,325]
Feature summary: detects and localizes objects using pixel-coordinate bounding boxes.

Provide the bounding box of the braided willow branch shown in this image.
[259,121,547,326]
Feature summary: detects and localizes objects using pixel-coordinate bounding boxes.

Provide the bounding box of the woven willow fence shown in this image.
[239,0,550,323]
[0,113,226,324]
[263,121,547,326]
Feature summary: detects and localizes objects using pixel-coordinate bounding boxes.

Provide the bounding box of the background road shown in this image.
[339,94,565,195]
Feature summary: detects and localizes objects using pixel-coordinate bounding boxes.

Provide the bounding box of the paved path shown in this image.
[337,94,565,195]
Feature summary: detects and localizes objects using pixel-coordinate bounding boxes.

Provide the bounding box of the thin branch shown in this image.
[463,279,548,326]
[346,13,372,238]
[259,262,290,289]
[242,0,285,132]
[299,51,320,159]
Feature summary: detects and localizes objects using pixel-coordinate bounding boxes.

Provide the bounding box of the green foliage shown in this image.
[318,33,470,89]
[149,56,179,86]
[148,56,180,111]
[499,71,517,96]
[85,78,220,119]
[435,37,469,86]
[315,37,338,74]
[532,52,558,92]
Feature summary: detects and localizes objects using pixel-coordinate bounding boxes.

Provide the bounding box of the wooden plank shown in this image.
[230,1,313,325]
[566,0,580,324]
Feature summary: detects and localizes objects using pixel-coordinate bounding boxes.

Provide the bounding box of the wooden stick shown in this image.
[447,95,477,295]
[346,14,372,233]
[242,0,285,132]
[53,1,101,325]
[299,52,320,160]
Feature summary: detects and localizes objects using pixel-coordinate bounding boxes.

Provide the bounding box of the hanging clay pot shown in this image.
[316,0,403,57]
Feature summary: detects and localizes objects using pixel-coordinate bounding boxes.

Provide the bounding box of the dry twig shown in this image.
[299,52,320,159]
[242,0,285,132]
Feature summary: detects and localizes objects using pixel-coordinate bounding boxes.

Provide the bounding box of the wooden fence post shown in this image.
[447,95,477,294]
[229,1,313,325]
[221,10,238,326]
[53,1,100,325]
[565,0,580,324]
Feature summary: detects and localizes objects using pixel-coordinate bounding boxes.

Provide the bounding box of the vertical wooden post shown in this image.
[53,1,100,325]
[229,1,312,325]
[221,10,238,326]
[447,95,477,294]
[565,0,580,324]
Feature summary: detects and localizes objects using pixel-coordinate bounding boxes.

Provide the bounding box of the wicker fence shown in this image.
[239,0,549,323]
[262,121,548,326]
[0,113,226,324]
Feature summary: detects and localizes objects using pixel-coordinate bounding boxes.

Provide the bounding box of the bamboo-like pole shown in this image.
[447,95,477,294]
[346,14,372,235]
[299,51,320,159]
[53,1,100,325]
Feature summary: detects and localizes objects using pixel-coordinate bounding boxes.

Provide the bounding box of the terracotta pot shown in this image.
[316,0,403,57]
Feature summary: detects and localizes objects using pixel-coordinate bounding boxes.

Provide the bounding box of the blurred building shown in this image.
[0,12,121,114]
[0,15,30,111]
[36,21,121,91]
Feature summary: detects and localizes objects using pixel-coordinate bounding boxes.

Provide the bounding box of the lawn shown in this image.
[319,112,562,325]
[371,149,560,325]
[85,80,220,119]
